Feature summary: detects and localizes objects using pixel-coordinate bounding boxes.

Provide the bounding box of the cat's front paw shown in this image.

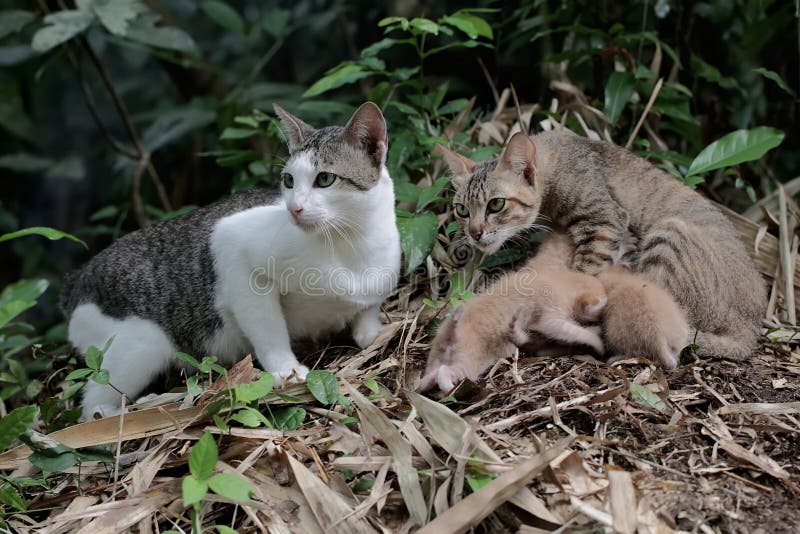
[80,403,123,422]
[272,363,310,387]
[352,315,384,349]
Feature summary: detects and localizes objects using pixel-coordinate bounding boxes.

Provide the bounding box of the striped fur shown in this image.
[440,130,767,360]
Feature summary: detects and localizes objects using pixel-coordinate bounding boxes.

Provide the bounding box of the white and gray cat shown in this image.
[61,103,401,419]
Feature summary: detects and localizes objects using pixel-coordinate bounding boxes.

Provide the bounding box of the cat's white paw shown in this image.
[272,363,310,387]
[352,316,383,349]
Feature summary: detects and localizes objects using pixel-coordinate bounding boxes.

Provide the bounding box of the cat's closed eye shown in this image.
[487,198,505,213]
[315,172,337,188]
[282,173,294,188]
[454,202,469,218]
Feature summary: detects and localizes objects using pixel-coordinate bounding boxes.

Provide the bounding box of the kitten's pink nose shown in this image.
[289,205,303,218]
[469,228,483,241]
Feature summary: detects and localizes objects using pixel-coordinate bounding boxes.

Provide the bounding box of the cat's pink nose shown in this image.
[289,205,303,218]
[469,229,482,240]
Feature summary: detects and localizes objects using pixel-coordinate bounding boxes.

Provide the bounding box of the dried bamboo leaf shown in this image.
[417,438,571,534]
[286,453,374,534]
[346,383,427,526]
[608,470,637,534]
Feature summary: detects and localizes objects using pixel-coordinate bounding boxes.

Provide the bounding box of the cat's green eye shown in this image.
[282,173,294,189]
[454,203,469,218]
[315,172,337,188]
[487,198,506,213]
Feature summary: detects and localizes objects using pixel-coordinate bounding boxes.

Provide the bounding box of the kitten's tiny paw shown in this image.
[352,317,384,349]
[273,364,311,387]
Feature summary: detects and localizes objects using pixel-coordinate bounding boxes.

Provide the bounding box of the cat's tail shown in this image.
[691,325,760,361]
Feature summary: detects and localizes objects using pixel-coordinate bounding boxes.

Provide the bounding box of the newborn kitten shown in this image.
[62,103,401,419]
[418,232,606,393]
[437,131,766,360]
[598,266,689,369]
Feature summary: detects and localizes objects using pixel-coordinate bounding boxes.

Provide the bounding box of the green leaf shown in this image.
[417,177,450,212]
[0,10,37,40]
[630,383,668,412]
[396,211,438,274]
[91,369,110,384]
[363,377,380,394]
[235,372,275,403]
[687,127,785,177]
[215,526,239,534]
[754,67,797,98]
[691,54,743,94]
[0,279,49,329]
[0,226,86,248]
[229,407,272,428]
[0,484,27,512]
[441,12,492,39]
[262,8,290,38]
[85,346,103,370]
[28,447,79,473]
[409,18,439,35]
[182,475,208,507]
[208,473,252,502]
[31,10,95,53]
[65,368,94,381]
[305,370,339,405]
[271,407,306,430]
[303,64,371,97]
[124,14,196,53]
[466,472,497,491]
[189,432,218,480]
[176,352,200,368]
[604,71,636,125]
[87,0,148,36]
[352,475,375,493]
[0,405,37,450]
[220,127,258,140]
[200,1,245,35]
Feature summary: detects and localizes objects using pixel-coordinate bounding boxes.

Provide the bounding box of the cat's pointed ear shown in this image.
[343,102,388,168]
[435,143,475,188]
[273,103,314,153]
[499,132,537,185]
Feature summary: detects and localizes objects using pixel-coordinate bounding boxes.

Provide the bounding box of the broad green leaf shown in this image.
[754,67,797,98]
[235,372,274,403]
[215,526,238,534]
[65,368,94,380]
[0,10,36,40]
[417,177,450,212]
[441,12,493,39]
[200,1,245,35]
[91,369,110,384]
[363,377,379,394]
[305,370,338,405]
[0,226,86,248]
[466,472,497,491]
[396,211,438,274]
[361,38,401,58]
[182,475,208,507]
[630,383,668,412]
[87,0,148,36]
[27,445,79,473]
[0,405,37,450]
[604,71,636,125]
[262,8,290,38]
[0,279,49,329]
[220,127,258,140]
[0,484,27,512]
[687,127,785,177]
[176,352,200,368]
[208,473,252,502]
[229,407,271,428]
[125,14,196,53]
[691,54,743,94]
[304,64,371,97]
[31,10,95,53]
[271,407,306,430]
[85,346,103,370]
[352,476,375,493]
[437,98,470,116]
[189,432,218,480]
[409,18,438,35]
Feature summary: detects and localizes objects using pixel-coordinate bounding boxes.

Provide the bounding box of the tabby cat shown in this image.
[438,130,766,360]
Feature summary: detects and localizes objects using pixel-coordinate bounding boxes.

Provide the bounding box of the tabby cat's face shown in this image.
[452,160,542,253]
[274,103,387,234]
[441,134,541,254]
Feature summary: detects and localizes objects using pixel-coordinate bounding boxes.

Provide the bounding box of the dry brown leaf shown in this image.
[607,470,637,534]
